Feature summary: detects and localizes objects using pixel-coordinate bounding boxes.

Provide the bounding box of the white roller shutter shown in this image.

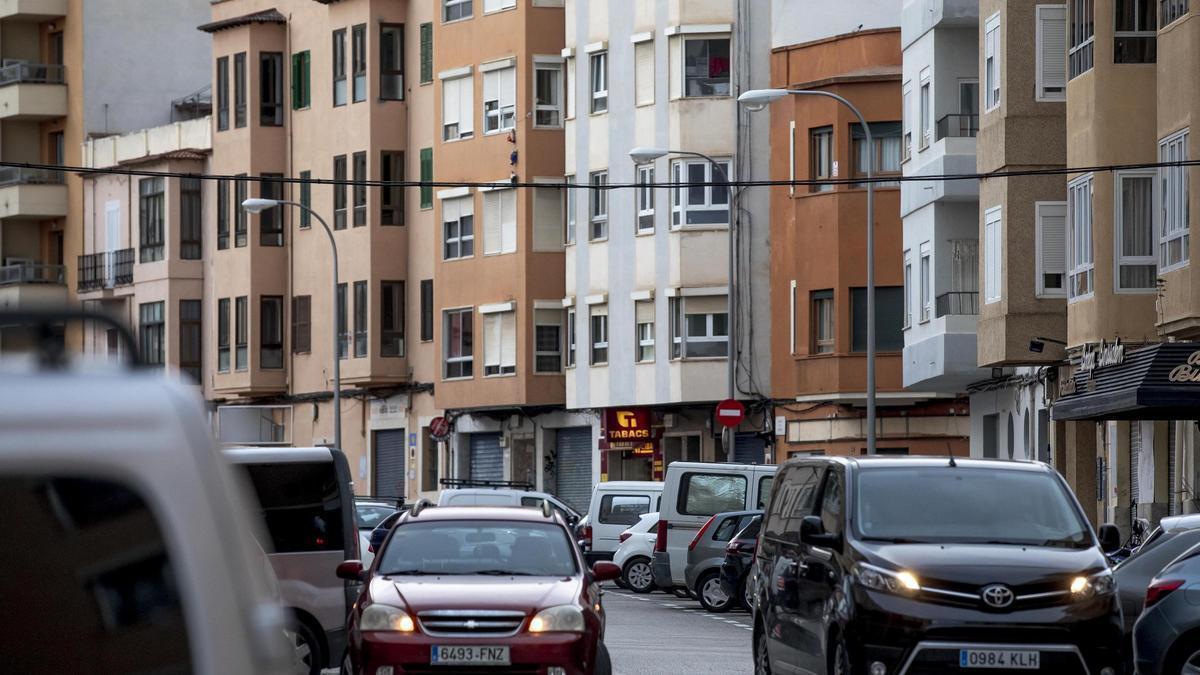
[500,66,516,118]
[500,310,516,371]
[1036,5,1066,100]
[458,76,474,137]
[1038,203,1067,296]
[483,190,502,254]
[443,77,461,132]
[634,41,654,105]
[484,313,501,370]
[532,187,563,251]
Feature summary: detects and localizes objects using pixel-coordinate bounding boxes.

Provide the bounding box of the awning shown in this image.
[1052,343,1200,421]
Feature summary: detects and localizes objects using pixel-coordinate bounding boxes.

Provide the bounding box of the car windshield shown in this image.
[356,503,397,530]
[855,467,1092,548]
[377,520,578,577]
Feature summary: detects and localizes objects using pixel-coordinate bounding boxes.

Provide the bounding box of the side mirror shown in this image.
[800,515,840,549]
[336,560,365,582]
[591,561,621,583]
[1098,524,1122,554]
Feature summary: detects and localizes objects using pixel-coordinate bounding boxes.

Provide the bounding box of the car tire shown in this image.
[291,619,324,675]
[1164,642,1200,675]
[622,557,655,594]
[831,633,854,675]
[339,651,353,675]
[739,577,753,611]
[594,641,613,675]
[696,570,734,613]
[754,628,772,675]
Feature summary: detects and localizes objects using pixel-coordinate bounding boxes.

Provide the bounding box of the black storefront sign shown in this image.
[1053,343,1200,421]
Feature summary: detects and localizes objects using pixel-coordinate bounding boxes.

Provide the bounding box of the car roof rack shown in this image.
[356,494,408,509]
[439,478,535,491]
[0,307,142,369]
[409,498,434,517]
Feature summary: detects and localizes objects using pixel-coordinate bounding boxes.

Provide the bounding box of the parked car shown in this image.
[685,509,762,612]
[720,514,762,611]
[368,509,405,556]
[652,461,776,593]
[1116,513,1200,635]
[582,480,663,563]
[1133,541,1200,675]
[225,447,359,675]
[613,512,660,593]
[354,497,400,567]
[339,503,619,674]
[438,486,582,524]
[752,456,1123,675]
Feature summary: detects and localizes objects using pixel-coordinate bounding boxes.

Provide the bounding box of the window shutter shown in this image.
[636,300,655,323]
[501,189,516,253]
[459,76,474,135]
[291,53,300,109]
[484,313,501,367]
[634,41,654,105]
[483,70,498,106]
[483,191,502,254]
[565,57,575,118]
[500,67,516,111]
[420,23,432,84]
[501,311,516,368]
[443,77,460,128]
[532,186,563,251]
[984,210,1002,303]
[1039,204,1066,291]
[1037,6,1066,97]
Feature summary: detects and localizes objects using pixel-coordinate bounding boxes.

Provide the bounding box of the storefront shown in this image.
[599,408,662,482]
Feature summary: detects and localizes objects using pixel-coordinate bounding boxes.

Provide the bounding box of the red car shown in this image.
[337,504,620,675]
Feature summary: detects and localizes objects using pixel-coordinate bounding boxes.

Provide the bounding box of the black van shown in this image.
[751,456,1123,675]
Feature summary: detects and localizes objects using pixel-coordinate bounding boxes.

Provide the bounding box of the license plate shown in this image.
[959,649,1040,670]
[431,645,511,666]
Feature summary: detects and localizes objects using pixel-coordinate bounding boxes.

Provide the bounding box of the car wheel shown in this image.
[754,629,772,675]
[740,577,754,611]
[291,620,324,675]
[623,557,655,594]
[831,634,854,675]
[594,641,613,675]
[696,571,733,613]
[339,651,353,675]
[1170,644,1200,675]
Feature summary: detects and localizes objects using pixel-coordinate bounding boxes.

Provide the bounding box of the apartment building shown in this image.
[769,4,970,459]
[563,0,773,481]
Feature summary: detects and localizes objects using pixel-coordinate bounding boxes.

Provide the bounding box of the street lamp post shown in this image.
[242,197,341,452]
[737,88,878,453]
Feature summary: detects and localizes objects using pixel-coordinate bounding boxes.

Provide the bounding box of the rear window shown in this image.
[713,515,744,541]
[757,475,775,509]
[678,473,747,516]
[599,494,652,526]
[240,462,345,553]
[763,465,822,544]
[356,503,396,530]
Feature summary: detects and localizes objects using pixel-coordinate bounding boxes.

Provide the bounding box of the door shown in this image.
[734,432,766,464]
[104,201,120,287]
[669,470,749,585]
[373,429,406,498]
[468,433,503,482]
[554,427,593,514]
[796,468,845,673]
[763,464,823,671]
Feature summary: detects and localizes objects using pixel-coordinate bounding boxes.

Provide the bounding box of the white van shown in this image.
[437,487,582,524]
[650,462,776,591]
[582,481,663,563]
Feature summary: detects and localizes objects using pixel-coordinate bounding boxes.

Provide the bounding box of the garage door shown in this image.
[374,429,407,498]
[734,432,766,465]
[469,433,504,482]
[555,427,594,514]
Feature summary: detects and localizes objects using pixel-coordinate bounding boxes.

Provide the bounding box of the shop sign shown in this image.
[1168,351,1200,383]
[605,408,654,443]
[1060,374,1077,396]
[624,442,656,457]
[1079,340,1125,373]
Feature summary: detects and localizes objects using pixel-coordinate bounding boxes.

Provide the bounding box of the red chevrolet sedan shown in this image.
[337,504,620,675]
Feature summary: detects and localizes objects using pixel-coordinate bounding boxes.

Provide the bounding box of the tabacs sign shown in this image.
[605,408,653,443]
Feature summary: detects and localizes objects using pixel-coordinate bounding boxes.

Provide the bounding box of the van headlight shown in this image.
[1070,570,1115,599]
[528,605,585,633]
[854,563,921,596]
[360,604,415,632]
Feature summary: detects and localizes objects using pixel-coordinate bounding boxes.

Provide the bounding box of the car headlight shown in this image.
[528,605,585,633]
[360,604,415,632]
[853,563,921,596]
[1070,570,1115,600]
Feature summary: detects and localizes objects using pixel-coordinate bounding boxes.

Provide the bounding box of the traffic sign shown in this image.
[429,416,451,441]
[715,399,745,428]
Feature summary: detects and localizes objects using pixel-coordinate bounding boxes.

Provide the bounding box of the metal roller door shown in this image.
[735,433,766,464]
[374,429,407,498]
[1130,423,1141,528]
[469,433,504,482]
[554,427,593,514]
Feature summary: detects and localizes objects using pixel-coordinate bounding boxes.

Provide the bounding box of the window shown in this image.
[354,281,368,358]
[565,175,576,244]
[333,29,347,106]
[637,165,656,232]
[669,297,681,359]
[789,280,797,352]
[811,290,833,354]
[235,175,248,247]
[333,155,347,230]
[1069,0,1095,79]
[852,122,902,187]
[903,252,913,328]
[237,463,347,553]
[381,281,404,357]
[291,50,311,109]
[1160,130,1190,270]
[671,159,731,226]
[535,308,563,372]
[810,126,833,193]
[590,306,608,365]
[534,60,563,127]
[850,287,904,352]
[336,283,349,359]
[353,151,367,227]
[217,180,229,250]
[444,0,472,22]
[636,299,655,362]
[444,308,473,378]
[1116,0,1157,62]
[179,300,201,383]
[380,24,403,100]
[902,84,912,162]
[442,196,475,260]
[352,24,366,103]
[919,243,932,322]
[420,148,433,209]
[235,296,248,370]
[483,310,516,376]
[483,188,517,254]
[566,307,577,367]
[180,177,201,260]
[299,170,311,228]
[138,177,164,263]
[599,495,652,526]
[565,57,576,119]
[1068,175,1095,298]
[381,151,404,225]
[261,296,283,369]
[420,23,433,84]
[218,298,230,372]
[819,472,843,537]
[292,295,311,354]
[260,174,284,246]
[234,52,246,128]
[533,185,564,250]
[1116,171,1157,291]
[984,14,1001,109]
[216,56,229,130]
[1161,0,1190,27]
[635,40,654,105]
[1036,202,1068,297]
[919,70,931,149]
[984,207,1003,303]
[139,302,164,369]
[483,66,516,134]
[682,37,730,97]
[1036,5,1068,100]
[260,52,283,126]
[484,0,515,11]
[683,296,728,358]
[590,51,607,113]
[442,74,474,141]
[420,280,434,342]
[589,171,608,240]
[679,473,746,516]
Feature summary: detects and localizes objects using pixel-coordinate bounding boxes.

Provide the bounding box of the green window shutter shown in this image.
[302,51,311,108]
[419,147,433,209]
[291,53,301,109]
[420,23,432,85]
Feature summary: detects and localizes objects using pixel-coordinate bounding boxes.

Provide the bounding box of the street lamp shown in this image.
[738,88,879,454]
[628,146,740,462]
[242,197,342,453]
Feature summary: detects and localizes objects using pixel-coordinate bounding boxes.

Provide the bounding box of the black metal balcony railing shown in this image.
[77,249,134,291]
[0,262,64,286]
[0,166,65,186]
[936,113,979,141]
[0,62,66,87]
[935,291,980,317]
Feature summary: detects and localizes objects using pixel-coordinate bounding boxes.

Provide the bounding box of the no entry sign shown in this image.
[715,399,745,428]
[429,416,451,441]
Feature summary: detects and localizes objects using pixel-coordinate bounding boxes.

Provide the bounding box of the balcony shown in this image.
[77,249,134,292]
[935,291,979,317]
[0,0,66,21]
[0,62,66,120]
[936,114,979,140]
[0,167,67,220]
[0,261,65,309]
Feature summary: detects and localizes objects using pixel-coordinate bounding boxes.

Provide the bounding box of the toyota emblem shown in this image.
[981,584,1015,609]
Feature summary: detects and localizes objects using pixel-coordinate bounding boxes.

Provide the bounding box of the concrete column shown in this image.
[1106,421,1131,539]
[1145,420,1171,524]
[1064,420,1100,527]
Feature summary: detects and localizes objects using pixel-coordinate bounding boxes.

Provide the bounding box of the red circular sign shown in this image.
[715,399,746,428]
[429,416,451,441]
